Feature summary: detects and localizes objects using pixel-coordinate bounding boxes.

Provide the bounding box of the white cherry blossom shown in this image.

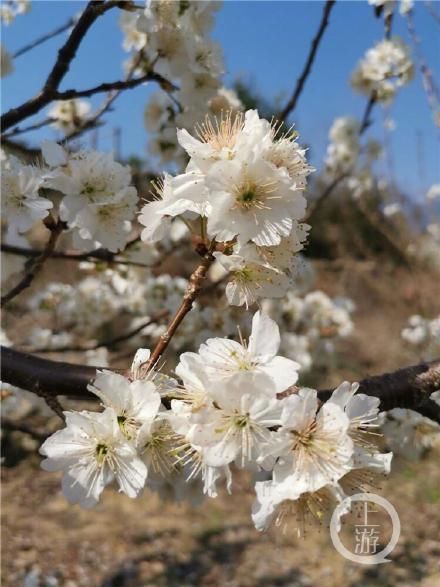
[40,408,147,508]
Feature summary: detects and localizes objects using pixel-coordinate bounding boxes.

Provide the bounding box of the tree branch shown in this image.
[1,346,439,421]
[1,117,56,139]
[53,71,176,102]
[278,0,336,121]
[1,218,65,307]
[12,16,76,59]
[28,309,169,354]
[141,245,216,373]
[307,92,377,219]
[1,241,155,269]
[1,1,134,132]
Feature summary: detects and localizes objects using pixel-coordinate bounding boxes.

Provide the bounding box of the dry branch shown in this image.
[1,218,65,307]
[0,1,150,132]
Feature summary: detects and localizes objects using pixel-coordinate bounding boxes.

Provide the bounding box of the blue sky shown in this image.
[2,0,439,201]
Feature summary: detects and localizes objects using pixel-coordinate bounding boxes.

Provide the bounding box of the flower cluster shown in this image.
[324,116,382,199]
[264,290,355,373]
[119,0,240,165]
[381,408,440,460]
[325,117,360,175]
[401,314,440,360]
[140,109,312,306]
[39,311,391,535]
[1,143,138,252]
[351,37,414,103]
[42,141,138,252]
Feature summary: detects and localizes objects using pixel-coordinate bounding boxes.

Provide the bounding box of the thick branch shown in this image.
[1,346,439,421]
[278,0,336,121]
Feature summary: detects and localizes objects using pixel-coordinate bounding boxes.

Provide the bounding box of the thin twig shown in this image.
[141,245,216,373]
[12,17,76,59]
[62,52,149,144]
[307,92,377,218]
[278,0,336,121]
[54,70,177,102]
[2,118,56,139]
[29,309,169,354]
[406,12,440,130]
[0,242,154,269]
[424,0,440,25]
[1,1,136,132]
[1,219,65,307]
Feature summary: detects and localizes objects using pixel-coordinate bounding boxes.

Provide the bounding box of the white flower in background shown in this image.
[325,117,360,175]
[329,116,360,144]
[0,0,30,25]
[0,44,13,77]
[1,155,52,232]
[215,245,290,308]
[426,184,440,201]
[266,389,354,493]
[42,141,138,252]
[347,168,374,199]
[263,289,354,373]
[27,327,73,350]
[88,370,162,440]
[144,92,175,133]
[399,0,414,15]
[383,202,401,216]
[351,37,414,103]
[40,408,147,508]
[187,311,300,397]
[119,10,147,52]
[280,333,313,372]
[381,408,440,460]
[401,314,440,359]
[48,99,91,134]
[209,87,243,116]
